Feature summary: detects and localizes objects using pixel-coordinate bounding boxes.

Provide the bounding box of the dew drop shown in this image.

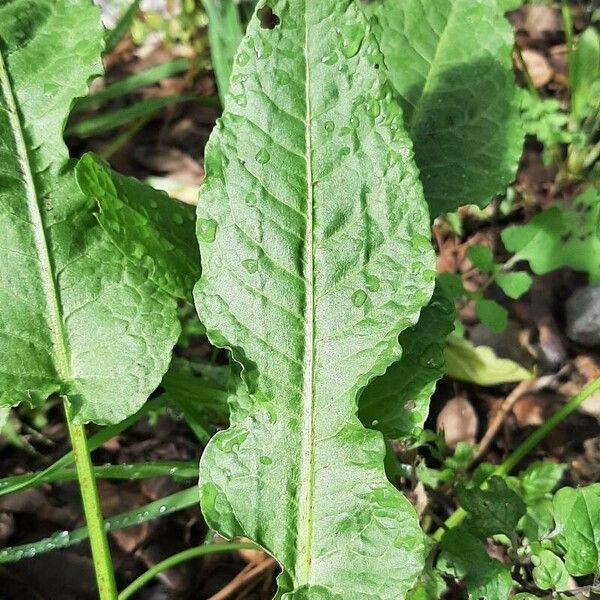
[430,297,455,316]
[366,98,381,118]
[198,218,217,242]
[159,505,167,514]
[255,148,271,164]
[365,275,380,292]
[405,400,417,411]
[411,233,432,252]
[339,147,351,158]
[242,259,259,274]
[338,24,364,59]
[321,52,339,65]
[245,192,258,207]
[173,212,184,225]
[352,289,367,307]
[260,456,273,465]
[237,51,250,66]
[350,116,359,129]
[419,344,444,369]
[131,242,145,260]
[150,199,158,209]
[233,92,247,107]
[275,69,291,85]
[325,121,335,132]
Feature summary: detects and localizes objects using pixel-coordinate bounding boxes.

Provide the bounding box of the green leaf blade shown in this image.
[0,0,184,424]
[376,0,524,217]
[195,1,436,597]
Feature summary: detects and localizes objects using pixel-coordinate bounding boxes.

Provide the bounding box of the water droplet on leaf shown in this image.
[237,51,250,66]
[325,121,335,132]
[321,52,339,65]
[245,192,258,207]
[352,289,367,307]
[255,148,271,164]
[198,218,217,242]
[338,24,364,58]
[242,259,259,274]
[365,275,380,292]
[419,344,444,369]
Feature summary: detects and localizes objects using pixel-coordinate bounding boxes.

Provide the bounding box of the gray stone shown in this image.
[566,286,600,347]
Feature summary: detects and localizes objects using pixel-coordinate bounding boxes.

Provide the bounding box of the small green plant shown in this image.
[1,0,599,598]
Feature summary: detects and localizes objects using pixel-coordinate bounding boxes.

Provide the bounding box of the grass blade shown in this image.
[104,0,142,53]
[0,487,199,563]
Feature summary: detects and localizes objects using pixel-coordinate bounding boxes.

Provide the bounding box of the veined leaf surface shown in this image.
[195,1,436,597]
[358,283,455,440]
[0,0,187,423]
[375,0,524,217]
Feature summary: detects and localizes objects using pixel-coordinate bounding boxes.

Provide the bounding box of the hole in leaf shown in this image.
[258,4,280,29]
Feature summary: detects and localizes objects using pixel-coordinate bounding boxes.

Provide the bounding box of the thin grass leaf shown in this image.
[104,0,142,53]
[0,487,199,563]
[74,58,191,112]
[67,93,218,136]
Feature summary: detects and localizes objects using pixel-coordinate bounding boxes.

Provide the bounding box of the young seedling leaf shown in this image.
[194,1,436,597]
[553,483,600,576]
[439,527,513,600]
[476,298,509,333]
[531,549,569,591]
[496,271,533,300]
[374,0,524,217]
[502,188,600,282]
[0,0,183,424]
[76,153,200,301]
[468,245,495,273]
[359,283,455,439]
[457,476,526,540]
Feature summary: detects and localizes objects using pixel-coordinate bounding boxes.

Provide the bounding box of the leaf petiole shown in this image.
[64,399,118,599]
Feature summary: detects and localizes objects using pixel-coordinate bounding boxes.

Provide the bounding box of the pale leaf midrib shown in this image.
[297,0,317,586]
[0,49,71,382]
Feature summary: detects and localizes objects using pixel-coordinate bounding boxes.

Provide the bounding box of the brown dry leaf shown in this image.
[436,396,478,447]
[520,48,553,88]
[522,5,563,42]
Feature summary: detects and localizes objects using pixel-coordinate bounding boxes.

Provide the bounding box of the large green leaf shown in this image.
[375,0,524,217]
[0,0,186,424]
[553,484,600,577]
[194,1,436,597]
[439,528,512,600]
[358,282,455,440]
[75,153,200,302]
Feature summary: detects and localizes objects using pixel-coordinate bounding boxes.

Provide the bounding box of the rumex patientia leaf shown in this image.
[194,1,436,597]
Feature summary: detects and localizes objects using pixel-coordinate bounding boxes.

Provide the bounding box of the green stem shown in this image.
[0,396,168,498]
[64,401,118,600]
[432,376,600,541]
[561,0,574,60]
[118,542,259,600]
